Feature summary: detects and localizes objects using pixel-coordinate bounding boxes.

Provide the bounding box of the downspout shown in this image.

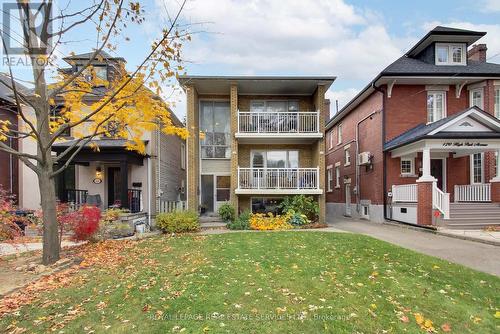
[371,82,387,220]
[355,109,381,212]
[147,156,152,228]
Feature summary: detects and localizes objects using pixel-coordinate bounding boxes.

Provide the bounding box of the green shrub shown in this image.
[227,209,251,230]
[287,211,309,226]
[279,195,319,222]
[217,202,235,223]
[156,211,199,233]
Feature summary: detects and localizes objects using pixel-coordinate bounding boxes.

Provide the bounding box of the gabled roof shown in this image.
[384,107,500,151]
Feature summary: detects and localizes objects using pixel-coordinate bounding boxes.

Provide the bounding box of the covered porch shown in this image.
[386,107,500,228]
[52,139,150,214]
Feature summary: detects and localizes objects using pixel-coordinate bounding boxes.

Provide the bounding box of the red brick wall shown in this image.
[325,91,383,205]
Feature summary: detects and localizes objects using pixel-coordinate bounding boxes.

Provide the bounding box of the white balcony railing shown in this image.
[237,111,320,134]
[433,183,450,219]
[391,184,417,202]
[454,184,491,202]
[238,167,319,190]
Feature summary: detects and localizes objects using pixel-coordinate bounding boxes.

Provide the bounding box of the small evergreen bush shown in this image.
[217,202,235,223]
[156,211,199,233]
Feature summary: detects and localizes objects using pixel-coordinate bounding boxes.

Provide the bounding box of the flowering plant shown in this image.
[249,212,293,231]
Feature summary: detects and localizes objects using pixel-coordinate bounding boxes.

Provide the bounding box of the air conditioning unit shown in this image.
[358,152,372,165]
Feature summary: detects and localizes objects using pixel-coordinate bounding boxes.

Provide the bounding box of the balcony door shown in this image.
[250,150,298,188]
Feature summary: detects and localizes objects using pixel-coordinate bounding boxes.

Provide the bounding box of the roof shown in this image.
[63,50,126,63]
[0,73,31,103]
[384,107,500,151]
[52,139,145,150]
[325,26,500,130]
[406,26,485,57]
[178,75,336,95]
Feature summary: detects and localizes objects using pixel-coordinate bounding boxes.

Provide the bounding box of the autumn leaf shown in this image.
[441,323,452,332]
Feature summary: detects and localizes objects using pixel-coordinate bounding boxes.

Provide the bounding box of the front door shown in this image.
[431,159,444,190]
[107,167,122,207]
[345,184,351,216]
[201,175,214,213]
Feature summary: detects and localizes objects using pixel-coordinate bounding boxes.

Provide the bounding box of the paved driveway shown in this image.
[330,219,500,276]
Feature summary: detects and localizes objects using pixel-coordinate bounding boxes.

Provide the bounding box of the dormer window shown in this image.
[76,65,108,81]
[435,43,466,65]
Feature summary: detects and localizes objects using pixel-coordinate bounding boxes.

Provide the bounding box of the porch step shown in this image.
[199,216,225,223]
[440,202,500,230]
[199,222,227,231]
[442,220,500,230]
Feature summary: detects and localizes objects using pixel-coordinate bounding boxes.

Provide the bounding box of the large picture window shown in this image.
[251,198,283,215]
[200,101,231,159]
[251,150,299,169]
[250,100,299,113]
[427,91,446,123]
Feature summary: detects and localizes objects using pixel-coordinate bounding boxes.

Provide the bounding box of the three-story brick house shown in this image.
[179,76,335,223]
[325,26,500,229]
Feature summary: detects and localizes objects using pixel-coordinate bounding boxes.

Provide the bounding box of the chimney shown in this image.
[468,44,487,62]
[324,99,331,120]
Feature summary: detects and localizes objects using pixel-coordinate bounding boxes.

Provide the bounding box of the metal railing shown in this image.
[391,184,417,202]
[63,189,88,209]
[454,184,491,202]
[238,167,319,190]
[127,189,142,213]
[433,183,450,219]
[237,111,320,134]
[159,200,187,213]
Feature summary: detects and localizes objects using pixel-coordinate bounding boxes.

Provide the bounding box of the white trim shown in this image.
[387,80,396,98]
[344,148,351,166]
[425,85,449,91]
[335,165,340,188]
[326,166,333,192]
[427,90,447,123]
[400,157,414,176]
[337,123,343,144]
[235,189,323,195]
[428,107,500,135]
[431,157,447,192]
[467,81,487,90]
[469,88,484,109]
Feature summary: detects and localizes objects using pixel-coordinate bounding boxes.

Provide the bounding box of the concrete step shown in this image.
[199,216,224,223]
[441,217,500,230]
[451,203,500,209]
[199,222,227,230]
[450,211,500,218]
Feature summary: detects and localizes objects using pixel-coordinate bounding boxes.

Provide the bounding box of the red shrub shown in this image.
[0,187,23,241]
[71,206,101,241]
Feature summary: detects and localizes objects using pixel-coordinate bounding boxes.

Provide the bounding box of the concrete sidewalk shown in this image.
[329,218,500,276]
[0,241,84,256]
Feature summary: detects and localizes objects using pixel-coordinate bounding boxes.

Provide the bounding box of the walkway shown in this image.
[330,218,500,276]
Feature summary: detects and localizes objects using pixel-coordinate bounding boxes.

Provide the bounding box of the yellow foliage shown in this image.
[249,212,293,231]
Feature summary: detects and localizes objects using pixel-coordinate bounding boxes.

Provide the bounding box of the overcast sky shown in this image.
[2,0,500,120]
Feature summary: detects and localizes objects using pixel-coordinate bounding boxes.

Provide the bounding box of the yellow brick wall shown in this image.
[313,85,326,223]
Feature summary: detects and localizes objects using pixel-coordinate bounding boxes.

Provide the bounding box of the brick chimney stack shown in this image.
[468,44,487,62]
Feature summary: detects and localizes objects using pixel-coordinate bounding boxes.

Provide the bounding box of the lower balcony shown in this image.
[235,167,322,195]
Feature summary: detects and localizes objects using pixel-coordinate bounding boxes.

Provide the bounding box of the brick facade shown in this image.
[0,101,19,201]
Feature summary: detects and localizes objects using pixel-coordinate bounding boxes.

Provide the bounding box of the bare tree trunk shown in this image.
[39,168,59,264]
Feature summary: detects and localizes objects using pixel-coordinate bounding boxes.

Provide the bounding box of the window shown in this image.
[494,87,499,119]
[50,105,71,137]
[471,153,484,184]
[400,158,414,175]
[216,176,231,202]
[251,198,283,215]
[470,88,484,109]
[328,131,333,149]
[200,101,231,159]
[337,124,343,144]
[327,166,333,192]
[250,100,299,113]
[435,43,466,65]
[335,165,340,188]
[427,91,446,123]
[251,150,298,169]
[344,147,351,166]
[180,143,186,170]
[77,65,107,81]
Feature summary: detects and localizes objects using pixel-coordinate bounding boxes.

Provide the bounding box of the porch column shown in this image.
[416,148,435,226]
[491,149,500,203]
[120,160,129,209]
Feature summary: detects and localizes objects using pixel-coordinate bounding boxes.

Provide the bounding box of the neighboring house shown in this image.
[325,26,500,229]
[178,76,335,223]
[16,51,186,224]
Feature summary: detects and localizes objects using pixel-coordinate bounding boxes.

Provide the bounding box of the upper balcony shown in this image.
[236,110,322,142]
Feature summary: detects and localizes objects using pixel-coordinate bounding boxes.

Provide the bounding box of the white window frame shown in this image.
[328,130,333,149]
[470,153,484,184]
[180,143,186,170]
[344,147,351,167]
[435,43,466,66]
[470,88,484,109]
[400,158,414,176]
[427,91,447,123]
[249,100,300,113]
[335,165,340,188]
[494,87,500,119]
[337,124,343,144]
[327,166,333,192]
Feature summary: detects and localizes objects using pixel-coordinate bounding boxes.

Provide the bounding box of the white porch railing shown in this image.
[238,167,319,190]
[238,111,320,134]
[159,200,186,213]
[433,183,450,219]
[391,184,417,202]
[454,184,491,202]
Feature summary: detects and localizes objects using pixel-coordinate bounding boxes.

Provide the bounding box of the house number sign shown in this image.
[442,142,488,147]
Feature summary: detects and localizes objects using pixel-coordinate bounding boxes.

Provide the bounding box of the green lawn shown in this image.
[1,232,499,333]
